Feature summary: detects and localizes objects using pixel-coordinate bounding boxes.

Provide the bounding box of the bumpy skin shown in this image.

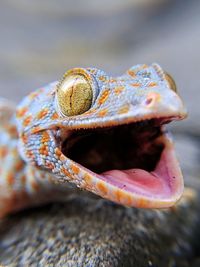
[0,63,186,217]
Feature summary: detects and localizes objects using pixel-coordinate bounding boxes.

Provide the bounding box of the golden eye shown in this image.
[164,72,177,92]
[56,71,93,116]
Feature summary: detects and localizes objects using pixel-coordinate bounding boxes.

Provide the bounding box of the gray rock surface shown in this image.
[0,186,199,267]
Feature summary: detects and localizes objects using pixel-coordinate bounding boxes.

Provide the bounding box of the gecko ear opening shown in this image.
[56,69,93,117]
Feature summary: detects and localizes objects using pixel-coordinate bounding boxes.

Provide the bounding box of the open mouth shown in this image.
[63,120,163,173]
[61,118,183,208]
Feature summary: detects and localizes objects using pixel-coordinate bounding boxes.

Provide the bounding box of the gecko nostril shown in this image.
[145,98,153,105]
[145,92,160,107]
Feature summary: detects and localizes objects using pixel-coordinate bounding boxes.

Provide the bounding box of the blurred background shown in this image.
[0,0,200,134]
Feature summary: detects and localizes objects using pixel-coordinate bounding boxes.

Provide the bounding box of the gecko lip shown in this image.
[61,119,184,208]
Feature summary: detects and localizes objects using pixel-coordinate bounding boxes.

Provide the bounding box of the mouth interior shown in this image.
[62,120,164,174]
[61,119,182,201]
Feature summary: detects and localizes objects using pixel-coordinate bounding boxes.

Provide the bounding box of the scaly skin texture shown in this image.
[0,63,186,217]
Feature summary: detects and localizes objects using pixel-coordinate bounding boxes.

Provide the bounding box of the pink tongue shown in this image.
[101,139,182,199]
[102,169,169,197]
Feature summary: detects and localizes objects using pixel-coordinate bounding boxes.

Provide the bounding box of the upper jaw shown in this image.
[56,106,187,132]
[55,89,187,131]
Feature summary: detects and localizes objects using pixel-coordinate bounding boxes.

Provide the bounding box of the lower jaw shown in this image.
[101,134,183,197]
[61,122,184,209]
[74,133,184,208]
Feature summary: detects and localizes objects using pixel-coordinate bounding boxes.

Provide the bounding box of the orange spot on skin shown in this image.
[127,69,136,78]
[131,82,141,87]
[71,165,80,175]
[39,144,49,156]
[118,104,130,114]
[61,167,71,177]
[37,109,48,120]
[60,154,66,161]
[51,112,59,120]
[141,64,148,69]
[123,194,132,206]
[31,180,40,192]
[43,151,49,156]
[15,161,24,172]
[98,75,107,82]
[109,78,117,83]
[98,89,110,105]
[45,162,54,170]
[113,190,132,206]
[0,147,8,158]
[6,125,18,137]
[21,133,28,144]
[148,81,158,87]
[26,150,35,159]
[55,148,62,157]
[41,132,50,143]
[16,107,28,118]
[98,109,108,117]
[84,173,92,184]
[29,91,39,99]
[23,115,32,127]
[31,126,42,134]
[7,173,15,186]
[137,198,148,208]
[11,148,18,159]
[97,182,108,195]
[115,190,123,202]
[21,175,26,185]
[114,86,125,95]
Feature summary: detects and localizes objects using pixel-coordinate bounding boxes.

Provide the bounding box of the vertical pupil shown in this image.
[57,73,93,116]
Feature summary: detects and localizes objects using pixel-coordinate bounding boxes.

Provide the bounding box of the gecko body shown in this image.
[0,63,187,217]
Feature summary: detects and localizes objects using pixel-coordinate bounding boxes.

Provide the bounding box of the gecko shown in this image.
[0,63,187,217]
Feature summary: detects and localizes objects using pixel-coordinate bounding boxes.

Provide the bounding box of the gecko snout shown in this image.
[145,91,187,120]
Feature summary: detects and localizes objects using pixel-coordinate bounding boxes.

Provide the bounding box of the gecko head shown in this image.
[17,63,187,209]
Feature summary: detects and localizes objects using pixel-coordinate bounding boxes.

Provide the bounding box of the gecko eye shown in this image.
[164,72,177,92]
[56,71,93,116]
